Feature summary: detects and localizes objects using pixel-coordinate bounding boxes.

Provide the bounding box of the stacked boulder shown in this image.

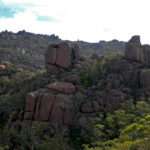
[24,42,79,127]
[125,35,150,66]
[125,36,150,94]
[45,42,79,73]
[24,82,76,126]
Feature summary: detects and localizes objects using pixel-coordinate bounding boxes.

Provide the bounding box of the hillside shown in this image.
[77,40,125,56]
[1,35,150,150]
[0,30,125,69]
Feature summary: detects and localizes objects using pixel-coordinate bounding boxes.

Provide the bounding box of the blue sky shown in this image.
[36,16,57,22]
[0,0,150,43]
[0,0,54,21]
[0,0,25,18]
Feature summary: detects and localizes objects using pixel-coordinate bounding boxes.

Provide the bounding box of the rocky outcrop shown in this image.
[23,40,131,128]
[125,35,150,66]
[140,69,150,89]
[80,89,126,113]
[24,42,80,127]
[140,69,150,98]
[23,36,150,129]
[24,86,74,126]
[45,42,79,73]
[125,36,142,62]
[142,45,150,65]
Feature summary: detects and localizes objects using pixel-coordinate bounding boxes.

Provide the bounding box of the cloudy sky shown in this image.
[0,0,150,43]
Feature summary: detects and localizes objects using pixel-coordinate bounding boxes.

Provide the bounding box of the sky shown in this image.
[0,0,150,43]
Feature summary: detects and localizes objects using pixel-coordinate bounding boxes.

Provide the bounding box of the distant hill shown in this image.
[0,30,125,69]
[77,39,125,56]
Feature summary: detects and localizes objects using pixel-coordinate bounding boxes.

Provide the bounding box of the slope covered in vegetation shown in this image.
[0,36,150,150]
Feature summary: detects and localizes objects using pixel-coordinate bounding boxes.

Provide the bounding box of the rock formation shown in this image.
[23,36,150,130]
[45,42,79,73]
[140,69,150,96]
[125,36,150,92]
[24,87,75,126]
[24,42,80,127]
[125,35,150,66]
[125,35,142,61]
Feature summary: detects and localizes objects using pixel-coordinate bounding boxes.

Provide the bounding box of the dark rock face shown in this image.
[125,35,143,62]
[80,89,126,113]
[24,87,74,126]
[128,35,141,45]
[125,35,150,66]
[142,45,150,65]
[45,42,79,73]
[139,68,150,98]
[140,69,150,89]
[98,89,126,111]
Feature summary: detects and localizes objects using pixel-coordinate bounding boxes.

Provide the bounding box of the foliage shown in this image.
[0,63,49,128]
[80,54,123,88]
[83,101,150,150]
[1,54,150,150]
[0,122,71,150]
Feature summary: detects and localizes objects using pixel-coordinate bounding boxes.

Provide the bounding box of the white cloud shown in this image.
[0,0,150,43]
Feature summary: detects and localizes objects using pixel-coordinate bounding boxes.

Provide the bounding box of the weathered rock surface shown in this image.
[24,42,80,127]
[23,35,150,130]
[140,69,150,89]
[24,87,74,126]
[98,89,126,111]
[125,36,142,62]
[47,82,76,94]
[142,45,150,65]
[80,89,126,113]
[125,35,150,66]
[45,42,79,73]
